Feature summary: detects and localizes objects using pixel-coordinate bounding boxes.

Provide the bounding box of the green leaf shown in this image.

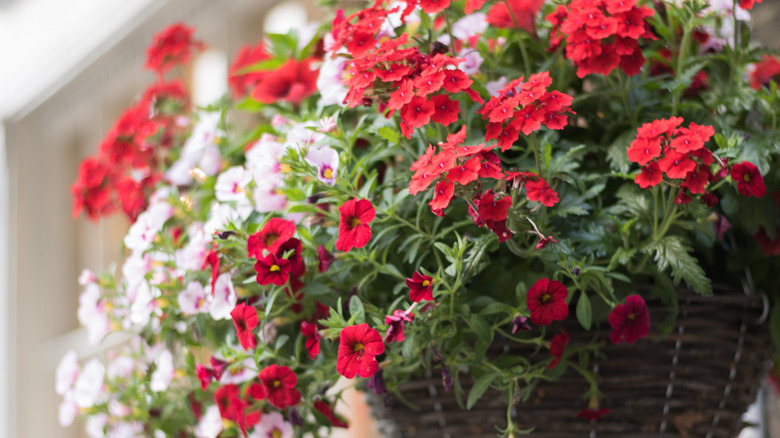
[377,126,401,144]
[770,304,780,352]
[576,293,592,330]
[466,372,499,410]
[644,236,712,296]
[608,247,636,270]
[265,288,283,317]
[349,295,365,323]
[468,315,494,344]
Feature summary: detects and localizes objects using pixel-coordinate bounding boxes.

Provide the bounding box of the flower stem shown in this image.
[617,72,637,126]
[443,9,457,58]
[502,0,531,77]
[531,132,543,179]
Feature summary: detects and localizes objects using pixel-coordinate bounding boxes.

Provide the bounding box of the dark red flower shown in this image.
[145,23,204,77]
[251,58,319,105]
[385,309,415,343]
[525,178,559,207]
[230,303,258,351]
[754,227,780,256]
[228,42,271,97]
[195,364,216,390]
[731,162,766,198]
[406,271,434,302]
[247,218,296,258]
[254,253,292,286]
[259,364,301,409]
[574,407,610,420]
[547,330,570,369]
[336,198,376,252]
[246,382,268,400]
[313,400,350,428]
[214,384,241,421]
[210,357,229,381]
[526,278,569,325]
[337,323,385,378]
[317,245,335,273]
[301,321,321,359]
[476,190,513,222]
[202,248,220,296]
[511,315,532,333]
[608,294,651,344]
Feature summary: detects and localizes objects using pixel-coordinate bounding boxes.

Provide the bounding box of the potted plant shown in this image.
[60,0,780,436]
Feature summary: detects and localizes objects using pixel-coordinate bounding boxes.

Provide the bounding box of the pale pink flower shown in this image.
[194,405,224,438]
[109,421,144,438]
[316,54,349,107]
[285,121,324,150]
[56,351,80,395]
[486,77,509,97]
[150,349,174,392]
[58,392,79,426]
[109,399,131,417]
[215,166,252,203]
[128,282,159,327]
[318,115,338,133]
[72,359,105,408]
[123,202,174,252]
[249,411,294,438]
[174,223,211,271]
[305,146,339,185]
[458,50,484,76]
[78,269,98,286]
[107,355,137,380]
[252,176,287,212]
[271,114,290,128]
[78,284,110,345]
[85,414,109,438]
[452,13,488,40]
[178,281,209,315]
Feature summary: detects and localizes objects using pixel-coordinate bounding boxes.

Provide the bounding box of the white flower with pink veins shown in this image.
[210,273,237,320]
[285,121,325,151]
[316,50,349,107]
[246,134,289,178]
[72,359,105,408]
[305,146,340,186]
[215,166,253,203]
[249,412,294,438]
[175,223,212,271]
[194,405,224,438]
[123,201,174,252]
[56,350,80,396]
[166,112,224,185]
[252,174,288,213]
[178,281,210,315]
[85,414,109,438]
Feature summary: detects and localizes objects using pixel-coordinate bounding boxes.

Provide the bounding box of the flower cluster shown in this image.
[548,0,655,78]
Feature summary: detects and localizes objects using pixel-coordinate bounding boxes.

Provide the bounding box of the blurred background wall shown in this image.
[0,1,778,438]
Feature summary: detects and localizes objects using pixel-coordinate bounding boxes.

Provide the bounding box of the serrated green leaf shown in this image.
[576,293,592,330]
[377,126,401,144]
[608,247,636,270]
[466,372,499,410]
[644,236,712,296]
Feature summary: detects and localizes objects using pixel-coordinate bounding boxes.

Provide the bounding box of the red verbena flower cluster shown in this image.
[548,0,655,78]
[228,42,272,98]
[627,117,721,205]
[479,71,574,151]
[485,0,545,33]
[330,1,482,138]
[145,23,204,78]
[749,55,780,90]
[71,81,190,222]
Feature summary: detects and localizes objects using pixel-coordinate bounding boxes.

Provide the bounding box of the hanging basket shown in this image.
[369,287,772,438]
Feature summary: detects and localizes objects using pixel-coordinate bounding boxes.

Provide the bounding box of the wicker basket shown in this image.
[369,287,772,438]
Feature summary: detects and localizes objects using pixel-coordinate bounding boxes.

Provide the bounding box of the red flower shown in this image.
[336,199,376,252]
[202,248,220,296]
[635,161,663,188]
[547,330,570,369]
[145,23,204,77]
[477,190,513,221]
[657,150,696,179]
[749,55,780,89]
[401,97,436,129]
[487,0,544,33]
[214,384,241,420]
[228,42,271,97]
[196,364,216,390]
[210,357,229,381]
[230,303,258,350]
[259,364,301,409]
[406,271,434,302]
[317,245,335,273]
[525,178,559,207]
[385,309,414,343]
[740,0,763,10]
[301,321,321,359]
[337,323,385,379]
[254,253,292,286]
[526,278,569,325]
[446,156,481,185]
[247,218,296,258]
[627,137,661,165]
[608,295,651,344]
[430,95,460,126]
[731,162,766,198]
[429,179,455,212]
[251,58,319,105]
[753,227,780,256]
[246,382,268,400]
[313,400,350,428]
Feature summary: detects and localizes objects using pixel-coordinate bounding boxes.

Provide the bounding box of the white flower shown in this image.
[210,273,237,320]
[150,349,174,392]
[85,414,109,438]
[285,121,325,151]
[204,203,251,236]
[317,54,349,107]
[305,146,340,185]
[486,76,508,97]
[78,269,98,286]
[58,392,79,426]
[458,50,484,76]
[56,350,80,395]
[166,112,224,185]
[72,359,105,408]
[249,412,293,438]
[246,134,288,178]
[252,175,288,212]
[194,405,224,438]
[123,202,174,252]
[215,166,252,203]
[452,12,488,40]
[109,421,144,438]
[107,355,136,380]
[129,282,159,327]
[78,283,110,345]
[178,281,209,315]
[109,399,131,417]
[175,223,212,271]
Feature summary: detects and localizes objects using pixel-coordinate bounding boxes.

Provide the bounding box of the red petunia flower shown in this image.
[525,178,560,207]
[574,407,611,420]
[406,271,434,302]
[251,58,319,105]
[202,248,220,296]
[145,23,204,77]
[247,218,296,258]
[195,364,216,390]
[526,278,569,325]
[547,330,570,369]
[385,309,414,343]
[317,245,335,273]
[228,42,271,98]
[210,357,229,381]
[254,253,292,286]
[740,0,763,10]
[230,303,258,351]
[336,198,376,252]
[214,384,241,421]
[731,162,766,198]
[313,400,350,428]
[301,321,321,359]
[608,294,651,344]
[246,382,268,401]
[259,364,301,409]
[337,323,385,379]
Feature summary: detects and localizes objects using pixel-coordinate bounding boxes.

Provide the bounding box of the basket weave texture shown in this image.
[369,288,771,438]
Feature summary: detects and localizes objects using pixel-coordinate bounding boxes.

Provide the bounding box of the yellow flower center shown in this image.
[422,280,430,287]
[541,294,552,303]
[627,313,636,320]
[353,342,364,353]
[273,380,281,388]
[323,168,334,179]
[743,174,751,182]
[350,217,361,227]
[270,264,280,272]
[272,430,283,438]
